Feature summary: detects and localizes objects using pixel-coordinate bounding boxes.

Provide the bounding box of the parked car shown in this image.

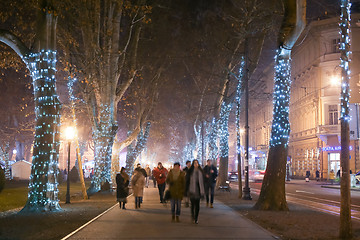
[228,171,238,182]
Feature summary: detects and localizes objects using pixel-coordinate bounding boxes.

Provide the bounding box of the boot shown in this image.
[122,203,126,210]
[210,203,213,208]
[119,202,122,208]
[176,216,180,222]
[138,202,141,208]
[171,215,175,222]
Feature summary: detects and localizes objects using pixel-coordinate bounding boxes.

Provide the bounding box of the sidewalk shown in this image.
[65,187,277,240]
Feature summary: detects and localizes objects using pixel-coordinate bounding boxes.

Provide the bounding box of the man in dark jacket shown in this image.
[135,163,147,178]
[203,159,218,208]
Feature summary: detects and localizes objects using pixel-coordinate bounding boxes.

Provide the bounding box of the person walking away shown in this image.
[166,162,185,222]
[329,170,335,185]
[203,159,218,208]
[145,164,151,188]
[116,167,129,209]
[183,160,191,207]
[315,170,320,182]
[153,162,168,203]
[152,167,157,188]
[131,168,145,209]
[185,160,205,224]
[305,170,310,182]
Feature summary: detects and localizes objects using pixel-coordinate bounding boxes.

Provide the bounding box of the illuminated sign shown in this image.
[322,146,353,151]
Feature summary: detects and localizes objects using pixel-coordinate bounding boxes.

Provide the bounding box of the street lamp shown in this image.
[65,126,76,204]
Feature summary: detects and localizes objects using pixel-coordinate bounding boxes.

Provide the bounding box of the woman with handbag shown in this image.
[185,160,205,224]
[166,162,185,222]
[116,167,129,209]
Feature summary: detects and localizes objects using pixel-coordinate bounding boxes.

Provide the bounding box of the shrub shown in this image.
[0,167,5,193]
[69,166,79,183]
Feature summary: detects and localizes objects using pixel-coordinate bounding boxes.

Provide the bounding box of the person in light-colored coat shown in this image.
[131,168,146,209]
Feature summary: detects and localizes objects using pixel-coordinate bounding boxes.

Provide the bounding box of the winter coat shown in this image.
[203,164,218,185]
[166,169,185,200]
[329,171,335,180]
[153,167,168,185]
[186,168,205,199]
[135,167,147,177]
[116,172,129,199]
[145,167,151,177]
[131,172,146,197]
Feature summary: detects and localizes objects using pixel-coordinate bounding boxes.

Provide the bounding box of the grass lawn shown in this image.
[0,180,90,212]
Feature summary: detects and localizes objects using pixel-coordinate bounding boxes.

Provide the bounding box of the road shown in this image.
[233,179,360,221]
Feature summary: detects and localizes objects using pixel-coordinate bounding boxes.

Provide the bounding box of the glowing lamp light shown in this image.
[330,75,341,86]
[64,126,76,141]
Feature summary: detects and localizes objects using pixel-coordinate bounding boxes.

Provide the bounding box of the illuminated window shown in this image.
[332,38,340,53]
[328,105,338,125]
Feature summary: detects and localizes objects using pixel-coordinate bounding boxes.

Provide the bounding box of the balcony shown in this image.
[317,124,340,136]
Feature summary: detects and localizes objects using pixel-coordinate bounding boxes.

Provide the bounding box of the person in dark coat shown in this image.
[182,160,191,207]
[166,162,185,222]
[185,160,205,224]
[116,167,129,209]
[203,159,218,208]
[135,163,147,177]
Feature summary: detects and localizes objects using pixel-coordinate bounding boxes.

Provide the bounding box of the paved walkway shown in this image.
[65,187,276,240]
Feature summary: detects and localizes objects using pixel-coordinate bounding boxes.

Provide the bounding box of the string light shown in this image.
[22,50,61,212]
[207,117,219,160]
[218,102,232,158]
[269,49,292,147]
[125,122,151,176]
[339,0,351,122]
[236,58,245,155]
[90,104,118,192]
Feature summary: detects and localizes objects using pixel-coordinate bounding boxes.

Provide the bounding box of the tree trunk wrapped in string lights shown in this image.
[339,0,352,238]
[125,122,151,176]
[255,0,306,211]
[0,0,61,212]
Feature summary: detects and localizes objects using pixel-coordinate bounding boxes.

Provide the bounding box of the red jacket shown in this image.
[153,167,168,185]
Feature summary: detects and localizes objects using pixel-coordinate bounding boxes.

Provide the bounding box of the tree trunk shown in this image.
[217,102,232,187]
[254,0,306,211]
[125,122,151,176]
[339,0,352,238]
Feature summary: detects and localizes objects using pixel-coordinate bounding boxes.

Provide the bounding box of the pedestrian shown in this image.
[183,160,191,207]
[305,170,310,182]
[203,159,218,208]
[135,163,147,178]
[166,162,185,222]
[145,164,151,188]
[185,160,205,224]
[153,162,168,203]
[336,169,340,178]
[329,169,335,185]
[116,167,129,209]
[152,167,157,188]
[315,170,320,182]
[131,168,146,209]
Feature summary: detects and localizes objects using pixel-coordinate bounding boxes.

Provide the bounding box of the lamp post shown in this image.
[65,126,76,204]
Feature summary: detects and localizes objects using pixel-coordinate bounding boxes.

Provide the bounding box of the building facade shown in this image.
[249,14,360,179]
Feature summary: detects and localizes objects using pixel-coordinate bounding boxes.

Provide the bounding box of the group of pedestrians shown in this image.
[115,160,218,224]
